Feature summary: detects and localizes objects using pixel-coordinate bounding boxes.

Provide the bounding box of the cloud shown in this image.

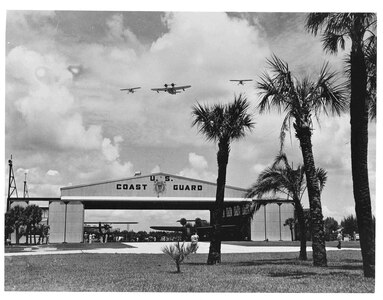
[47,170,59,176]
[178,152,216,182]
[7,46,103,151]
[151,165,161,173]
[102,136,123,161]
[188,152,208,170]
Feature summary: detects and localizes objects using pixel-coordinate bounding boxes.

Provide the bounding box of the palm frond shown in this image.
[305,13,332,35]
[248,200,267,217]
[257,72,286,114]
[272,152,289,169]
[312,62,348,117]
[226,94,255,141]
[316,167,328,193]
[321,32,346,54]
[279,112,293,151]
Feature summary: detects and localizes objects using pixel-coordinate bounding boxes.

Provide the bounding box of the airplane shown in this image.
[120,87,141,94]
[151,83,191,95]
[230,79,253,85]
[150,217,236,240]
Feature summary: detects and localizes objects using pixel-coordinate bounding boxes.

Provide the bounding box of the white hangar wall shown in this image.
[251,202,295,241]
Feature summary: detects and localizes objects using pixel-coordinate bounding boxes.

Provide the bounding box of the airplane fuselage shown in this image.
[167,88,181,94]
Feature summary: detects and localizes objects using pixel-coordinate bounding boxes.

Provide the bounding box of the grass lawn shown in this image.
[4,242,135,253]
[4,250,374,292]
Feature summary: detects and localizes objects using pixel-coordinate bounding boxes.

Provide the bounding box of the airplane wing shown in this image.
[84,222,138,224]
[150,226,185,232]
[194,225,237,235]
[196,225,236,230]
[173,85,191,90]
[120,87,141,91]
[151,87,168,91]
[230,79,252,82]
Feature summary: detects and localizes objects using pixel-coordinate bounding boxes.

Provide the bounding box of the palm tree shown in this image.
[257,55,346,266]
[306,13,376,278]
[246,153,327,260]
[284,218,295,241]
[192,94,254,264]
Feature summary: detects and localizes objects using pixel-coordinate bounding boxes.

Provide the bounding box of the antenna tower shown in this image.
[23,172,30,199]
[7,155,18,211]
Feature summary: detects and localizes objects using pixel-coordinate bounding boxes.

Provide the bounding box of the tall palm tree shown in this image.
[192,94,254,264]
[246,153,327,260]
[306,13,376,278]
[257,55,346,266]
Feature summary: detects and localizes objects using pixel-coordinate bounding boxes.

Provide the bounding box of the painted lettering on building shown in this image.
[116,184,148,190]
[173,185,203,191]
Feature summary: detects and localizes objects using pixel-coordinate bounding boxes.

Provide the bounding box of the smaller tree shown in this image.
[36,224,50,244]
[24,205,42,245]
[246,152,327,261]
[136,231,148,242]
[284,218,296,241]
[324,217,339,241]
[5,205,27,245]
[341,215,359,236]
[5,213,15,244]
[162,241,193,273]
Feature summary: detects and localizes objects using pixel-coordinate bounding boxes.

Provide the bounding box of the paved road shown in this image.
[4,242,360,256]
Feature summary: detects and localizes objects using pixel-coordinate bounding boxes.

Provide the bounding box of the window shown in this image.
[234,206,241,216]
[226,207,233,217]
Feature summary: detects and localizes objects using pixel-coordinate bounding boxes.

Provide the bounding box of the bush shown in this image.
[162,241,193,273]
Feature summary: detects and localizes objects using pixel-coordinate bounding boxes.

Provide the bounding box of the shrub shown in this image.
[162,241,193,273]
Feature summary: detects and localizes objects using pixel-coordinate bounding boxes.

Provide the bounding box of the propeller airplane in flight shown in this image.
[120,87,141,94]
[151,83,191,95]
[230,79,253,85]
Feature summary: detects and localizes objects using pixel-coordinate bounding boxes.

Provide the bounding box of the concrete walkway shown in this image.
[4,242,360,256]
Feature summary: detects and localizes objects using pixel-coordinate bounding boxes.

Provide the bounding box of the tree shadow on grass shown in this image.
[268,270,318,278]
[185,258,301,267]
[233,258,305,267]
[328,264,363,271]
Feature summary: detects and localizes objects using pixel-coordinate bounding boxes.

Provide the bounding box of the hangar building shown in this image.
[10,172,294,243]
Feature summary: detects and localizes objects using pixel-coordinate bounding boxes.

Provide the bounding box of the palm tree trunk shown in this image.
[350,42,375,278]
[296,128,327,266]
[207,141,229,265]
[295,201,307,260]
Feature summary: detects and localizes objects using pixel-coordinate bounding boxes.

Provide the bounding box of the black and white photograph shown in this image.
[2,0,379,294]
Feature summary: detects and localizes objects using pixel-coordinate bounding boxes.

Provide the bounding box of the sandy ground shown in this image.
[4,241,360,256]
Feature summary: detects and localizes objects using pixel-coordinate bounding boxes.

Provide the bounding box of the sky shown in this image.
[3,3,380,232]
